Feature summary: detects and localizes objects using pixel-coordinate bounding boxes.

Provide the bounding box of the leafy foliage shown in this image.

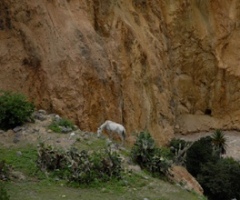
[184,131,240,199]
[198,158,240,200]
[185,136,219,177]
[37,143,122,184]
[169,138,192,166]
[48,118,75,133]
[0,91,34,130]
[169,138,189,153]
[68,147,122,184]
[131,131,155,168]
[131,131,171,177]
[37,143,68,178]
[211,129,227,156]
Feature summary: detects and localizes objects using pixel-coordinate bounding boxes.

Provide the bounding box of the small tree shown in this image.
[131,131,156,169]
[131,131,171,177]
[0,91,34,130]
[198,158,240,200]
[211,129,227,156]
[186,136,219,177]
[169,138,192,166]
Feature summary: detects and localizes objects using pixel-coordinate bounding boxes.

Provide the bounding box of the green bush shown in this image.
[48,118,75,133]
[185,136,219,177]
[0,91,34,130]
[131,131,171,177]
[198,158,240,200]
[169,138,192,166]
[37,144,122,184]
[169,138,189,153]
[131,131,156,169]
[68,148,122,184]
[37,143,68,172]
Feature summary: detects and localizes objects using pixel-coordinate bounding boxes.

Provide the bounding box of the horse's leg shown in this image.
[120,132,124,146]
[109,130,113,140]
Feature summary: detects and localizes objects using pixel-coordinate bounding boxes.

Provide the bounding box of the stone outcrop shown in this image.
[168,165,203,195]
[1,0,240,144]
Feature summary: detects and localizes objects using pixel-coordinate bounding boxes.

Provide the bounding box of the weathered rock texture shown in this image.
[168,165,203,195]
[1,0,240,144]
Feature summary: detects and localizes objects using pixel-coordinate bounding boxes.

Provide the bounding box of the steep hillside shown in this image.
[1,0,240,144]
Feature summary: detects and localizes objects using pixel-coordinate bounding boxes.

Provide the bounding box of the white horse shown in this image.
[97,120,126,145]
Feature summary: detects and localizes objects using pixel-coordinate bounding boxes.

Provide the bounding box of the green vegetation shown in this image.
[198,157,240,200]
[37,143,122,184]
[169,138,192,165]
[0,91,34,130]
[211,129,227,155]
[0,184,10,200]
[131,131,155,168]
[169,138,190,154]
[0,145,39,177]
[0,132,204,200]
[0,94,208,199]
[186,136,219,177]
[48,118,75,133]
[131,131,171,177]
[184,131,240,200]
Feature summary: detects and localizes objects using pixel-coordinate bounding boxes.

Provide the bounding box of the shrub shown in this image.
[169,138,192,166]
[131,131,156,169]
[67,149,94,184]
[68,148,122,184]
[48,118,75,133]
[169,138,189,153]
[37,143,69,178]
[131,131,171,177]
[0,91,34,130]
[37,144,122,184]
[185,136,219,177]
[198,158,240,200]
[148,148,171,176]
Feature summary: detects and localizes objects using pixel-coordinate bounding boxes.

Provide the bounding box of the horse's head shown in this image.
[97,127,102,137]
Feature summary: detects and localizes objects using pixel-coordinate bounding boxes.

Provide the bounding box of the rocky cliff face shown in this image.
[1,0,240,144]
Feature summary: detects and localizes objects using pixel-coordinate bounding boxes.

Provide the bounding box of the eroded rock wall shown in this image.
[1,0,240,144]
[163,0,240,133]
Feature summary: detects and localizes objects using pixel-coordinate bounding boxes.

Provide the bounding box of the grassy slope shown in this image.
[0,142,205,200]
[5,179,202,200]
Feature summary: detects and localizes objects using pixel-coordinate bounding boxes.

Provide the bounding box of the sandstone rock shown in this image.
[168,165,203,195]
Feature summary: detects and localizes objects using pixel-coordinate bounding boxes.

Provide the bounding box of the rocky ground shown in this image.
[0,110,103,150]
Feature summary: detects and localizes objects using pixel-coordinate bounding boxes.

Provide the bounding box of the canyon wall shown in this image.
[1,0,240,144]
